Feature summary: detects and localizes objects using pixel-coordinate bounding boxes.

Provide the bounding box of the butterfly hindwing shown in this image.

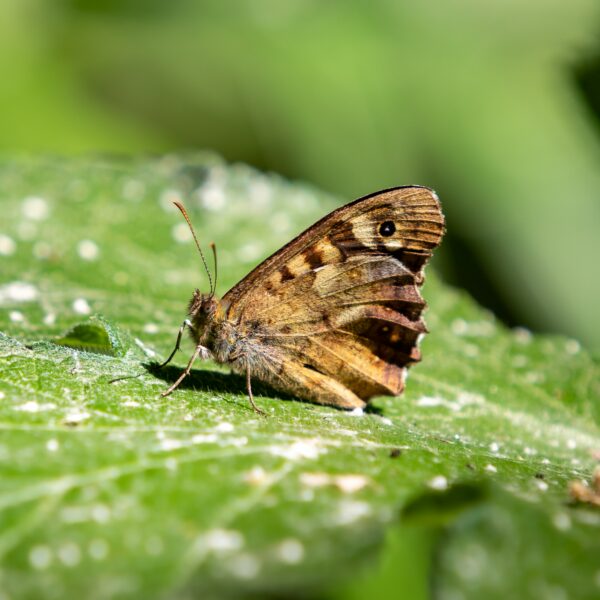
[220,186,444,408]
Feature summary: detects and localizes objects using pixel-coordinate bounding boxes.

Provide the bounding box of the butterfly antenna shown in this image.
[173,200,214,295]
[209,242,218,298]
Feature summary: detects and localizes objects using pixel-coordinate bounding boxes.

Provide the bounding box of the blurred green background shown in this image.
[2,0,600,351]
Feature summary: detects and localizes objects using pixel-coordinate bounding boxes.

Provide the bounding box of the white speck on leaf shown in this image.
[198,183,226,211]
[334,500,372,525]
[92,504,111,524]
[299,472,370,494]
[0,234,16,256]
[244,466,270,486]
[429,475,448,490]
[565,339,580,355]
[160,438,183,451]
[452,318,495,337]
[64,410,90,425]
[172,222,193,243]
[513,327,532,344]
[58,542,81,567]
[452,318,468,335]
[489,442,500,453]
[299,472,329,487]
[143,322,159,334]
[159,189,182,212]
[552,512,571,531]
[300,488,314,502]
[0,281,38,303]
[270,439,324,460]
[227,553,261,579]
[46,439,59,452]
[77,239,100,261]
[485,464,497,473]
[417,392,483,412]
[335,474,370,494]
[276,538,305,564]
[192,433,218,444]
[456,392,485,407]
[9,310,24,323]
[165,457,178,471]
[122,400,141,408]
[417,396,445,407]
[43,312,56,326]
[22,196,49,221]
[335,428,358,437]
[195,529,244,555]
[215,422,234,433]
[525,372,544,384]
[15,401,56,413]
[72,298,91,315]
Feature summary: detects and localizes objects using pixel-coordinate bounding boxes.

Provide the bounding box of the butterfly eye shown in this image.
[379,221,396,237]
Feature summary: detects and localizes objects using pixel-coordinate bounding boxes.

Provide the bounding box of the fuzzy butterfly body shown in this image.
[164,186,445,412]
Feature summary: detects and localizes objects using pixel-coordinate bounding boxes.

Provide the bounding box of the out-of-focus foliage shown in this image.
[1,1,600,350]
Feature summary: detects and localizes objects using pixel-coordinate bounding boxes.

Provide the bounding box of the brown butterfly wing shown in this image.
[221,186,445,408]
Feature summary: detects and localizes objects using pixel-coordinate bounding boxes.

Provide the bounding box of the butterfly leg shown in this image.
[246,365,267,416]
[158,319,193,368]
[161,343,209,397]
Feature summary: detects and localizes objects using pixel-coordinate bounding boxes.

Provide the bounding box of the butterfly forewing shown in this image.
[218,186,444,408]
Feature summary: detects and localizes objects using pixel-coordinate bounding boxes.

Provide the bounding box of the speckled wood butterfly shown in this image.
[160,187,445,414]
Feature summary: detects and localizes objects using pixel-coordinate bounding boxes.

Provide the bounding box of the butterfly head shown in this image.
[187,288,220,338]
[188,288,217,318]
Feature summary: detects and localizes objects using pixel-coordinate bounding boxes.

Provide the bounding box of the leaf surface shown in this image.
[0,156,598,599]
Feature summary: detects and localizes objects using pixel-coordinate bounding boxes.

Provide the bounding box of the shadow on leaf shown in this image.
[146,362,299,402]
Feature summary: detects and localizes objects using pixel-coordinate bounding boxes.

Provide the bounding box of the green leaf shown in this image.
[0,156,598,599]
[332,482,600,600]
[53,315,132,357]
[431,484,600,600]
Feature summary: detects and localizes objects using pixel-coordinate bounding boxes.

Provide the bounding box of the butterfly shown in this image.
[160,187,445,414]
